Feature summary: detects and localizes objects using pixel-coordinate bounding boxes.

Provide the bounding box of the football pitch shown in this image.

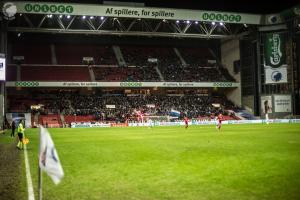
[7,124,300,199]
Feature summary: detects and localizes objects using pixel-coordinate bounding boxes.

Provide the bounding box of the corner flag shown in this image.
[39,126,64,185]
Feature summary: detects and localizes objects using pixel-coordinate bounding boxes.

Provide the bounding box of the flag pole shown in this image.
[38,126,42,200]
[38,166,42,200]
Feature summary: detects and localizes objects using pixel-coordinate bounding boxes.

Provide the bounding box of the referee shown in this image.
[16,120,25,150]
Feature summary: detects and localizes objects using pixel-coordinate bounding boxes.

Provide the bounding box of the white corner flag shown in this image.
[39,126,64,185]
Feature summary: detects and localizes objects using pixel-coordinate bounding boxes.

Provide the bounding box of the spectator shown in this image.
[11,120,16,138]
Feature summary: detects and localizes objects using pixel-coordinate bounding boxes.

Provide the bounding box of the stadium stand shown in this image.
[64,115,96,124]
[20,65,90,81]
[11,43,52,64]
[8,43,236,82]
[7,42,239,126]
[7,91,239,124]
[93,66,160,81]
[179,47,214,67]
[6,64,17,81]
[55,44,117,65]
[40,114,62,128]
[160,64,228,82]
[121,46,179,67]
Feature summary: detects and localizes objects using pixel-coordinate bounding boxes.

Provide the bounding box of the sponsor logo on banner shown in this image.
[274,95,292,113]
[120,82,143,87]
[212,82,233,87]
[111,123,128,127]
[265,66,287,83]
[15,81,39,87]
[202,13,241,22]
[264,33,287,84]
[13,2,261,24]
[271,71,282,82]
[24,3,73,14]
[6,81,239,88]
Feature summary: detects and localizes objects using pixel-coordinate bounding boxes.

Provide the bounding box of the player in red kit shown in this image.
[184,117,189,129]
[216,113,223,131]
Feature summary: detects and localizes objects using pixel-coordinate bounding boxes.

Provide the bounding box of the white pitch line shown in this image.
[24,144,35,200]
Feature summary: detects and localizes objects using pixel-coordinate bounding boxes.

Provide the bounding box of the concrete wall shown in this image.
[221,39,241,107]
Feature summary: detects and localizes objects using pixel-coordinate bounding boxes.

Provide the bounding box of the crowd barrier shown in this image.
[70,119,300,128]
[71,122,111,128]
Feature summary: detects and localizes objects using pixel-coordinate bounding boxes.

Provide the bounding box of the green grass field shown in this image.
[4,124,300,200]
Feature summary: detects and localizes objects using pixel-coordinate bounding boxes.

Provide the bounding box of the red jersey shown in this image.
[217,115,223,123]
[184,117,188,124]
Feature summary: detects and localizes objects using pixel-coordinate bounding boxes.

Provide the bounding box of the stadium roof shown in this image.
[3,1,299,39]
[17,0,300,14]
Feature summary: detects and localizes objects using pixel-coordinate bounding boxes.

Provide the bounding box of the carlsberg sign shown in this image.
[264,33,285,68]
[264,33,288,84]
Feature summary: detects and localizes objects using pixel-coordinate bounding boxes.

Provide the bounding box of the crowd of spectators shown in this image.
[9,91,237,122]
[179,47,213,67]
[121,46,179,67]
[93,66,160,81]
[121,46,234,82]
[98,46,118,65]
[159,63,228,82]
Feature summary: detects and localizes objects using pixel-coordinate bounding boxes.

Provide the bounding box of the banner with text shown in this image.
[10,1,262,24]
[6,81,240,88]
[264,33,288,84]
[274,95,292,113]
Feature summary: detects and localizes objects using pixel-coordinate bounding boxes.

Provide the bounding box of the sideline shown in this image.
[24,143,35,200]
